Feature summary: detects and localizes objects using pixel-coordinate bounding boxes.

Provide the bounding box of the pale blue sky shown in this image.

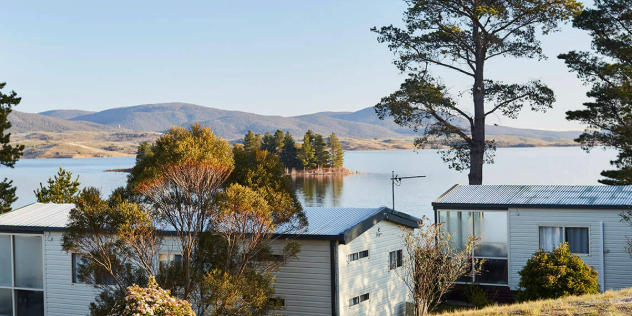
[1,0,594,130]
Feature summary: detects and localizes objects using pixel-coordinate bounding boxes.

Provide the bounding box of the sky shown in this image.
[0,0,596,130]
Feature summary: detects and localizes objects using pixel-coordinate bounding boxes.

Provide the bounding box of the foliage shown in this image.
[0,179,16,214]
[35,167,81,203]
[559,0,632,185]
[299,131,316,169]
[312,134,330,168]
[120,277,195,316]
[0,82,23,212]
[128,123,234,189]
[516,243,600,302]
[65,125,304,315]
[400,216,478,315]
[622,210,632,257]
[372,0,582,184]
[463,284,494,309]
[327,133,344,168]
[279,131,300,169]
[228,146,307,229]
[243,130,261,152]
[136,141,153,164]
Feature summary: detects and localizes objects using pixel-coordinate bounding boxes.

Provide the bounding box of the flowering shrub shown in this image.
[516,243,600,302]
[121,277,195,316]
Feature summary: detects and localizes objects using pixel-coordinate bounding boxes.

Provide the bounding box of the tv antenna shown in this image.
[391,171,426,210]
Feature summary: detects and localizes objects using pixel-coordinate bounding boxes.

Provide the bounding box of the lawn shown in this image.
[434,288,632,316]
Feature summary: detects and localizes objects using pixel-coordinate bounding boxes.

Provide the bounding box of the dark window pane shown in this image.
[389,251,396,270]
[477,259,508,285]
[396,250,403,267]
[0,235,11,287]
[457,264,473,283]
[566,227,589,254]
[359,250,369,259]
[15,290,44,316]
[0,288,12,316]
[72,253,86,284]
[360,293,370,302]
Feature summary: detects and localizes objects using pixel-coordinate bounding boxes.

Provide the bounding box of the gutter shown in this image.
[600,221,606,292]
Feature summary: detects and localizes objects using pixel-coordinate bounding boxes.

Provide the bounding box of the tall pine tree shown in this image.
[313,133,330,168]
[280,131,300,170]
[0,82,23,213]
[299,132,316,169]
[243,130,260,152]
[328,133,344,168]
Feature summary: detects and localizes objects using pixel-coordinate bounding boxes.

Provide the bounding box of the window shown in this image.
[348,250,368,262]
[159,253,183,266]
[72,253,86,284]
[389,250,402,270]
[0,234,45,316]
[269,297,286,309]
[349,293,370,307]
[539,226,589,254]
[438,210,509,285]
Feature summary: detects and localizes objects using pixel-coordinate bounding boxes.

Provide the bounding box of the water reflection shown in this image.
[292,175,344,207]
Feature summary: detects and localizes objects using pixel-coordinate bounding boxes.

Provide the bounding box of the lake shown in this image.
[2,146,617,219]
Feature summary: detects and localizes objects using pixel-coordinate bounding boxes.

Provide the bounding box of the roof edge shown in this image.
[433,203,632,210]
[341,206,420,244]
[433,184,460,203]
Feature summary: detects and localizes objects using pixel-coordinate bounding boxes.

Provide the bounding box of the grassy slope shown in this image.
[436,288,632,316]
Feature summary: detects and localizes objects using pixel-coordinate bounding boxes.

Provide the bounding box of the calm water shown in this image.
[2,147,617,219]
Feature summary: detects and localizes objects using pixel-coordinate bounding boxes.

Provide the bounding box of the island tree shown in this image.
[0,82,23,213]
[372,0,583,184]
[559,0,632,185]
[299,131,316,169]
[313,134,330,168]
[328,133,344,168]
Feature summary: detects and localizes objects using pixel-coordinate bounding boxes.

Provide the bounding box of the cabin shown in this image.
[0,203,418,316]
[433,184,632,295]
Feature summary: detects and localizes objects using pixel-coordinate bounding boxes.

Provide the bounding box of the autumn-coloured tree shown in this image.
[400,217,477,315]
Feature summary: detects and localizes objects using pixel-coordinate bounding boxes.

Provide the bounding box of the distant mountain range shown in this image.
[8,102,582,141]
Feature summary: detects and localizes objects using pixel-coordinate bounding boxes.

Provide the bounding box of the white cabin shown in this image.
[433,185,632,293]
[0,204,418,316]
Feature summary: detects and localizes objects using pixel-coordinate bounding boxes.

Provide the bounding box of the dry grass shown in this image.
[435,288,632,316]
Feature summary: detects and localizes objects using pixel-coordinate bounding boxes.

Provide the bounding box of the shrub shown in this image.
[463,284,494,309]
[516,243,600,302]
[120,277,195,316]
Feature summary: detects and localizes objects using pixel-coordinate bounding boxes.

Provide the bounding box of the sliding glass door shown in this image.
[0,234,45,316]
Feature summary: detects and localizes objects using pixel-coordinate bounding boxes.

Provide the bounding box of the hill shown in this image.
[30,102,581,141]
[38,109,96,120]
[8,111,125,133]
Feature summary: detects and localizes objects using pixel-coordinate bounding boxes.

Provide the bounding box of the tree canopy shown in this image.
[559,0,632,185]
[0,82,23,213]
[35,167,81,203]
[373,0,582,184]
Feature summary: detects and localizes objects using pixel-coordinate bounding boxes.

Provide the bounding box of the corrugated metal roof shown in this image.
[434,185,632,207]
[0,203,73,228]
[0,203,387,236]
[299,207,384,236]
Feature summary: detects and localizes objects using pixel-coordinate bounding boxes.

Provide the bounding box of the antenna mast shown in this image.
[391,171,426,210]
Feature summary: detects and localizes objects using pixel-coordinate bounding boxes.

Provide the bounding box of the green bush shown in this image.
[516,243,600,302]
[463,284,494,309]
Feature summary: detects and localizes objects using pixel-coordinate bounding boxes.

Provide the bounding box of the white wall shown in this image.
[44,231,98,316]
[270,239,332,316]
[508,208,632,291]
[337,220,409,316]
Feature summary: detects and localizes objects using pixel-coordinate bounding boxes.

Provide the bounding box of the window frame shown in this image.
[538,225,591,256]
[389,249,403,270]
[269,297,286,309]
[438,209,510,286]
[348,292,370,307]
[347,249,369,263]
[0,233,46,316]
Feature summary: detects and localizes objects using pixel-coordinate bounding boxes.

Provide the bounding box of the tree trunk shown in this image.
[469,25,486,185]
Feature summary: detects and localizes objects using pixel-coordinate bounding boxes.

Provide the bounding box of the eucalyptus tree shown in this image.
[373,0,583,184]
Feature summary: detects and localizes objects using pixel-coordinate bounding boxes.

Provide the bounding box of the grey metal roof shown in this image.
[0,204,419,242]
[434,185,632,209]
[0,203,73,229]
